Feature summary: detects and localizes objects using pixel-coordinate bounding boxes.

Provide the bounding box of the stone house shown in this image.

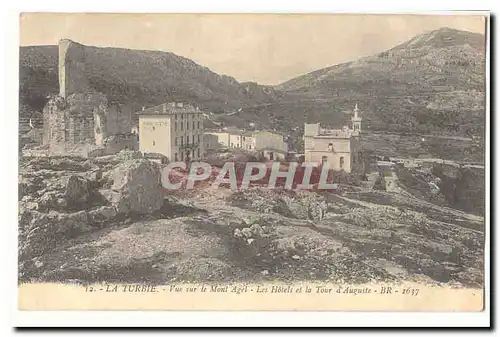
[303,104,363,173]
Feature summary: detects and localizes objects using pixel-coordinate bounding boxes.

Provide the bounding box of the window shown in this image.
[340,156,345,169]
[186,135,189,144]
[180,152,183,160]
[152,126,155,131]
[193,121,195,130]
[153,141,155,146]
[174,123,177,132]
[181,123,183,131]
[186,122,189,131]
[322,156,327,165]
[174,153,178,161]
[174,137,177,146]
[175,114,178,120]
[197,121,200,129]
[197,134,201,143]
[181,137,184,146]
[181,114,184,120]
[197,148,200,158]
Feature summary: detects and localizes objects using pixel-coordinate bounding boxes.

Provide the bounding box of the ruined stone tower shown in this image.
[43,39,136,157]
[58,39,93,98]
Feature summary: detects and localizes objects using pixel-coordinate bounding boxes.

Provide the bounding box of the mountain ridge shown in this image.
[19,41,279,117]
[255,27,486,141]
[19,27,486,143]
[277,27,485,91]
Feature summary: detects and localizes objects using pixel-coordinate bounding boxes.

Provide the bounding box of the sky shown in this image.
[20,13,486,85]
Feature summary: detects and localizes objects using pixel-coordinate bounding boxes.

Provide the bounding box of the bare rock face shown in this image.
[283,191,328,221]
[18,176,44,200]
[18,209,93,259]
[101,159,164,215]
[18,156,166,263]
[35,174,91,211]
[63,175,91,206]
[88,206,119,226]
[229,189,328,221]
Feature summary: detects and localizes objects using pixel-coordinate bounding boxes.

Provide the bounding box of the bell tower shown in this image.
[351,103,362,135]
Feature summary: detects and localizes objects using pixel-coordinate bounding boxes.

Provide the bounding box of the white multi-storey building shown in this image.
[139,102,205,162]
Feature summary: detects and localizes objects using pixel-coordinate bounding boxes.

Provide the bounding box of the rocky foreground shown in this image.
[18,153,484,287]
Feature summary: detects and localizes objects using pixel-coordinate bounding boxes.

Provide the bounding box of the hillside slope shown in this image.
[19,42,278,118]
[272,27,486,137]
[19,28,486,142]
[19,155,484,287]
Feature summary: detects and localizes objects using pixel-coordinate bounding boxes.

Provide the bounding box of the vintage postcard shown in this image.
[17,12,489,313]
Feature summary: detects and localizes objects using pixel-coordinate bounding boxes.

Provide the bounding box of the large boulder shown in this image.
[100,159,164,215]
[36,175,91,211]
[63,175,91,206]
[88,205,119,226]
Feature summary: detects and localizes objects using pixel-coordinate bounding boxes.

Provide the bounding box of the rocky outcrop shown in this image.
[18,151,484,287]
[228,188,328,220]
[19,209,93,259]
[18,156,166,261]
[100,159,164,215]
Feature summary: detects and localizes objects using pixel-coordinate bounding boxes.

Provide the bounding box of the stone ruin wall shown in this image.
[41,39,136,157]
[105,104,133,136]
[42,93,105,156]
